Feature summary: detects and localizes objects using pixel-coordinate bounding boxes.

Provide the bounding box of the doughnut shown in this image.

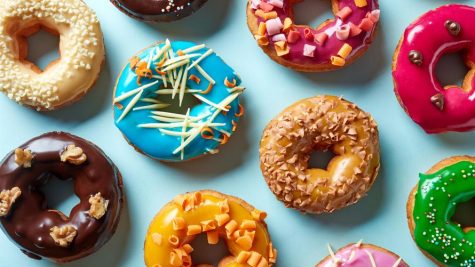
[0,0,105,111]
[259,95,380,213]
[407,156,475,266]
[0,132,124,263]
[393,4,475,133]
[113,40,244,162]
[246,0,380,72]
[316,242,408,266]
[144,190,277,267]
[110,0,208,22]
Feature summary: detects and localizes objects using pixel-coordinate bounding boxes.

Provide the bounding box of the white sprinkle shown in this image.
[187,49,213,71]
[193,94,229,111]
[364,250,377,267]
[114,81,159,103]
[132,104,170,111]
[117,89,143,122]
[181,44,206,54]
[195,64,216,85]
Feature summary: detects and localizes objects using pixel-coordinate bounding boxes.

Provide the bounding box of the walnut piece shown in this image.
[60,144,87,165]
[88,193,109,220]
[0,187,21,217]
[50,225,77,247]
[14,148,33,168]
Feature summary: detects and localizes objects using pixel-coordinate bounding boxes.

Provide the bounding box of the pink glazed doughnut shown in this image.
[316,243,409,267]
[393,4,475,133]
[246,0,380,72]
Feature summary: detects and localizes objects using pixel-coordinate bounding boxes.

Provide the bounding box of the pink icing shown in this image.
[318,244,408,267]
[251,0,379,65]
[392,4,475,133]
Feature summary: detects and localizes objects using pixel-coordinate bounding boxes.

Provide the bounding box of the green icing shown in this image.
[413,161,475,267]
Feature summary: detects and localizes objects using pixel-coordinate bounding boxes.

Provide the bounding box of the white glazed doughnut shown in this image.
[0,0,105,111]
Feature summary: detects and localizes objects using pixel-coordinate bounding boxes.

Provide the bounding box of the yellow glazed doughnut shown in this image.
[260,95,380,213]
[0,0,105,111]
[144,190,277,267]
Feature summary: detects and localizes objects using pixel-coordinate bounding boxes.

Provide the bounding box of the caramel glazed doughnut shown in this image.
[260,95,380,213]
[0,132,124,263]
[144,190,277,267]
[0,0,105,111]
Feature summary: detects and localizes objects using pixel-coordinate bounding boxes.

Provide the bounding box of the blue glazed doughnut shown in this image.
[113,40,245,162]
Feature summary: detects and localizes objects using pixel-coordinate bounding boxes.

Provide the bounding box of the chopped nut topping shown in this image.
[0,187,21,217]
[88,193,109,220]
[14,148,33,168]
[50,225,77,247]
[60,144,87,165]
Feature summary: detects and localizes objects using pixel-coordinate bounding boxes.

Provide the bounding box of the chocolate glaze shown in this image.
[0,132,124,263]
[111,0,208,22]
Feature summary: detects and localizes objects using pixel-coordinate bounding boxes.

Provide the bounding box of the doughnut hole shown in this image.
[157,88,202,115]
[308,149,336,170]
[188,233,228,266]
[39,174,80,218]
[5,21,61,73]
[292,0,335,29]
[435,49,474,92]
[452,197,475,233]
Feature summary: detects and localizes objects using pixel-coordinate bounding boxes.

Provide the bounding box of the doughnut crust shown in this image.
[0,0,105,111]
[259,95,380,213]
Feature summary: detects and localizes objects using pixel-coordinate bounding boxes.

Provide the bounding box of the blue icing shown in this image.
[113,41,243,161]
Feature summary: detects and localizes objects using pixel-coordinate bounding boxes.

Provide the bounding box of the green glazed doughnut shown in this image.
[407,156,475,267]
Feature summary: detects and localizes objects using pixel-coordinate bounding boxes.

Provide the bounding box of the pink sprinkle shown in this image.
[369,9,380,22]
[349,22,362,37]
[336,6,352,21]
[251,0,261,9]
[266,17,283,35]
[259,2,274,12]
[303,44,316,57]
[358,18,374,31]
[268,0,284,8]
[314,32,328,46]
[336,25,350,40]
[272,33,287,42]
[287,30,301,43]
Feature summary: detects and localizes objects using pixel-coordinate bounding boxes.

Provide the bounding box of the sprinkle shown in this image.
[139,122,225,129]
[193,94,230,111]
[336,6,353,20]
[152,41,171,61]
[152,233,162,246]
[132,103,170,111]
[364,250,377,267]
[116,89,143,122]
[207,231,219,244]
[187,49,213,71]
[274,41,290,56]
[180,109,190,160]
[187,225,202,236]
[114,81,159,103]
[331,56,346,67]
[337,44,353,59]
[195,64,216,84]
[189,75,201,84]
[354,0,368,7]
[392,258,402,267]
[180,44,206,54]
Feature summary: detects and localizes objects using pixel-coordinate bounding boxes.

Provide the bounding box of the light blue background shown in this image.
[1,0,474,266]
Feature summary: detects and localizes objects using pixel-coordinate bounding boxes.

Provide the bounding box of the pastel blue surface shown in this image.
[0,0,474,266]
[114,41,242,161]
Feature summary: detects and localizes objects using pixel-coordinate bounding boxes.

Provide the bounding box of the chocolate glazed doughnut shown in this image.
[110,0,208,22]
[0,132,124,263]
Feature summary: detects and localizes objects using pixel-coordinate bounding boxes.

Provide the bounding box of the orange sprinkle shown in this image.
[207,230,219,245]
[156,56,166,68]
[187,225,202,236]
[200,127,215,139]
[283,17,293,32]
[354,0,368,7]
[225,220,238,237]
[173,217,186,230]
[169,251,182,266]
[255,35,269,46]
[192,192,202,205]
[189,74,201,84]
[220,134,230,145]
[337,43,353,59]
[235,104,245,117]
[274,41,290,57]
[219,199,229,213]
[331,56,346,67]
[129,56,140,69]
[168,235,180,247]
[258,22,267,36]
[247,251,262,267]
[232,120,237,132]
[182,244,194,254]
[252,209,267,221]
[236,251,252,263]
[177,50,185,56]
[199,83,213,94]
[240,220,257,230]
[114,102,124,110]
[224,77,237,88]
[215,213,231,226]
[269,243,277,263]
[255,10,278,20]
[236,235,253,251]
[151,233,162,246]
[257,257,269,267]
[201,220,217,232]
